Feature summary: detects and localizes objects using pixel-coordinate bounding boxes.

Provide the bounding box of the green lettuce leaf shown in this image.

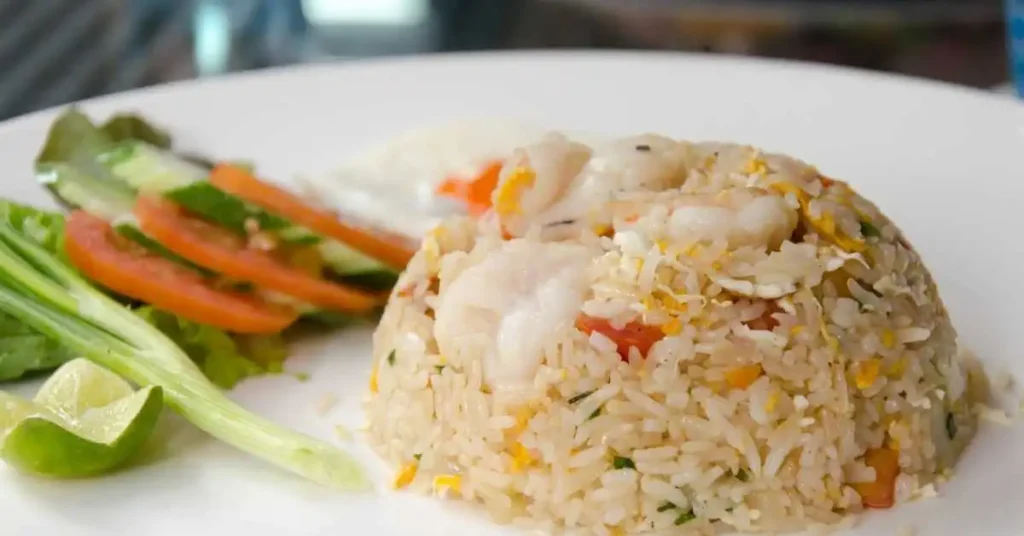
[99,114,172,148]
[40,107,221,175]
[0,310,75,381]
[0,203,73,380]
[36,109,117,167]
[0,201,65,255]
[133,307,288,389]
[37,109,173,167]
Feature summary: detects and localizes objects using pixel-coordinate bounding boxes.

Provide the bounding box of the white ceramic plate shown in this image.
[1,51,1023,536]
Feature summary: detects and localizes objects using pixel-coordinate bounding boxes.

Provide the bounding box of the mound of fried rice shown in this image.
[365,133,985,534]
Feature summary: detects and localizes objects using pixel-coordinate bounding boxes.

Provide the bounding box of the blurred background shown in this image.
[0,0,1011,120]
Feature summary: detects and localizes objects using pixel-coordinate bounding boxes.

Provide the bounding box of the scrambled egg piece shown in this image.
[661,317,683,336]
[726,364,763,389]
[512,406,533,436]
[744,158,768,176]
[771,181,866,253]
[854,358,882,389]
[887,357,907,378]
[494,167,536,216]
[369,366,379,393]
[393,462,419,489]
[881,329,896,349]
[434,474,462,495]
[509,442,534,473]
[764,391,780,412]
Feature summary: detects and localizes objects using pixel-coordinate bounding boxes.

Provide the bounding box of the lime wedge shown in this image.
[0,358,162,478]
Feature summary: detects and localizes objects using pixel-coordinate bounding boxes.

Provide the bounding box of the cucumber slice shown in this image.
[255,289,355,326]
[164,182,319,245]
[35,163,211,275]
[332,270,399,291]
[114,219,215,276]
[37,163,135,221]
[318,240,398,291]
[100,141,206,192]
[299,310,358,327]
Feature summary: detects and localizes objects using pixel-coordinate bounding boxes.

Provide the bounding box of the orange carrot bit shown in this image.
[853,447,900,509]
[725,364,763,390]
[435,160,504,216]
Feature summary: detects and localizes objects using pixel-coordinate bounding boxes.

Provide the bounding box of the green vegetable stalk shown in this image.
[0,213,368,490]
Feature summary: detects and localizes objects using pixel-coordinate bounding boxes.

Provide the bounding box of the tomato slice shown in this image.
[134,196,383,313]
[64,211,298,334]
[209,164,416,270]
[435,160,503,217]
[575,315,665,361]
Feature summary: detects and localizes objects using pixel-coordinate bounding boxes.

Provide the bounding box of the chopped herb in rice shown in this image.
[860,220,881,238]
[657,501,677,513]
[568,390,595,405]
[612,456,635,470]
[674,510,697,525]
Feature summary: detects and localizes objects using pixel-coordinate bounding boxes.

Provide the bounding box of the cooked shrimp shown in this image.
[433,239,595,392]
[494,134,690,237]
[493,134,591,234]
[616,187,798,250]
[569,134,687,201]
